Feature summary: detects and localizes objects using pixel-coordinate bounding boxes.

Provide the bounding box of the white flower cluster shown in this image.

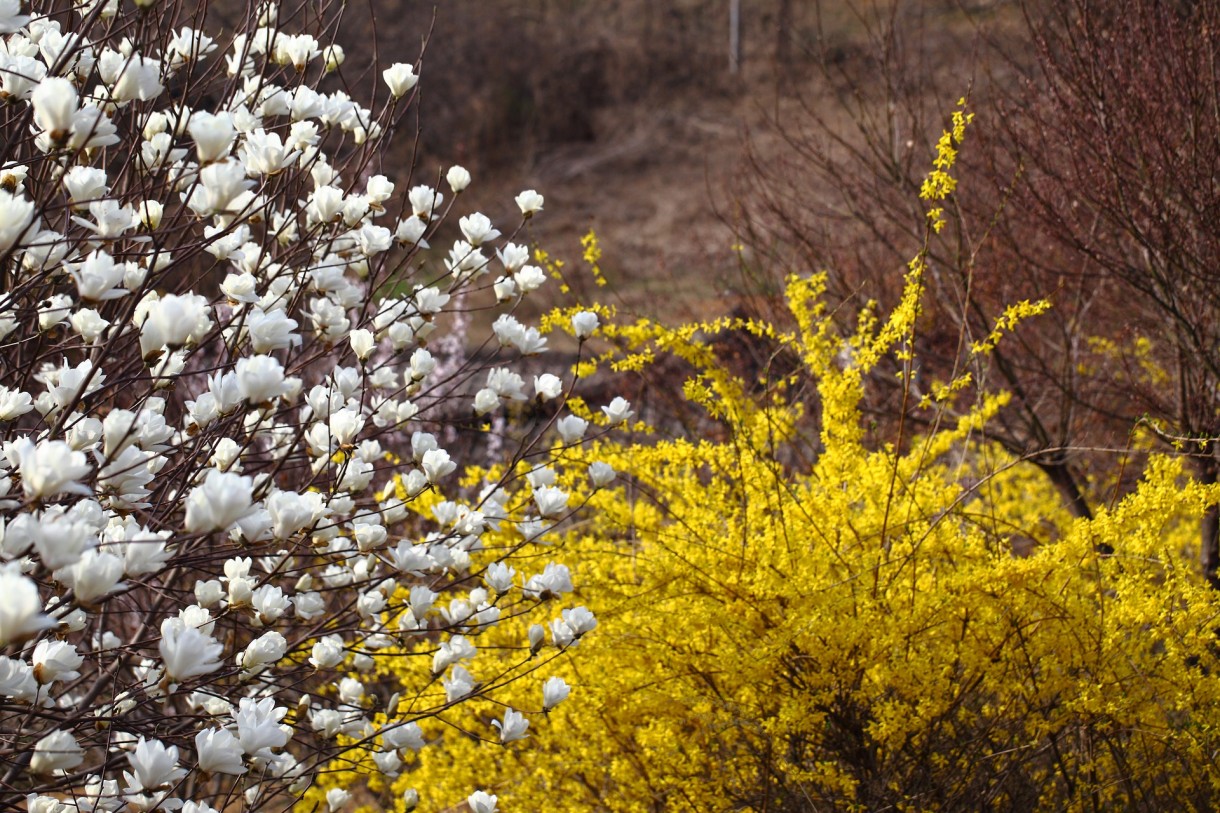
[0,2,618,811]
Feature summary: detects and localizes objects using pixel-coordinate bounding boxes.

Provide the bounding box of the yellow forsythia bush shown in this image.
[386,281,1220,812]
[338,108,1220,812]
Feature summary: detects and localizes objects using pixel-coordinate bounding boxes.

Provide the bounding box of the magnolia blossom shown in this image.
[515,189,544,217]
[467,791,499,813]
[0,4,585,807]
[238,630,287,672]
[443,665,476,702]
[542,676,571,711]
[382,63,418,97]
[30,730,84,774]
[184,469,255,533]
[602,396,635,425]
[233,696,289,757]
[571,310,600,339]
[589,461,616,487]
[0,189,35,253]
[138,293,213,359]
[349,328,375,360]
[421,448,456,483]
[533,485,569,518]
[446,165,471,192]
[491,708,530,744]
[0,0,30,33]
[382,721,425,752]
[31,640,83,685]
[325,788,351,813]
[31,77,78,139]
[195,728,246,775]
[17,440,92,499]
[160,619,224,682]
[556,415,589,444]
[124,737,186,793]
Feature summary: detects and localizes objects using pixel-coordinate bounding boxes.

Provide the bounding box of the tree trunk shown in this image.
[776,0,793,68]
[1199,453,1220,588]
[1038,460,1093,523]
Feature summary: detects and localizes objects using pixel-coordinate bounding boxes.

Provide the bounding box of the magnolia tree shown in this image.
[0,1,610,810]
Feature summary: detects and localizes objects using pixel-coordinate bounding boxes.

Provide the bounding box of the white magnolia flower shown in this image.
[515,264,548,293]
[556,414,589,444]
[31,77,78,140]
[234,354,288,403]
[124,736,186,793]
[535,373,563,400]
[0,385,34,421]
[184,469,256,533]
[159,618,224,682]
[273,33,320,69]
[473,387,499,416]
[195,727,246,775]
[325,788,351,813]
[394,216,428,246]
[69,308,110,343]
[528,623,546,654]
[443,664,475,702]
[446,165,471,193]
[0,189,36,253]
[309,635,345,669]
[407,184,442,220]
[467,791,499,813]
[238,128,299,175]
[17,440,91,499]
[31,640,83,685]
[322,44,345,72]
[523,562,573,600]
[98,50,163,102]
[56,549,125,603]
[432,635,476,674]
[188,111,236,163]
[602,396,634,425]
[166,26,218,68]
[491,708,530,744]
[484,562,515,595]
[238,630,287,672]
[138,293,213,359]
[0,54,44,100]
[571,310,600,339]
[251,584,290,623]
[67,250,128,301]
[542,675,571,711]
[349,328,375,360]
[563,606,598,635]
[137,199,163,229]
[533,485,569,518]
[247,308,301,353]
[589,461,616,487]
[515,189,544,217]
[63,166,109,207]
[0,0,31,33]
[382,721,425,752]
[30,730,84,774]
[382,63,418,97]
[459,212,500,246]
[232,696,289,757]
[421,448,455,483]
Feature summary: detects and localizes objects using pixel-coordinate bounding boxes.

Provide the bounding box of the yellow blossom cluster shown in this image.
[321,107,1220,813]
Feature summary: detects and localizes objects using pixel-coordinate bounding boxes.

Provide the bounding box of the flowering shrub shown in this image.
[0,2,603,811]
[393,109,1220,811]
